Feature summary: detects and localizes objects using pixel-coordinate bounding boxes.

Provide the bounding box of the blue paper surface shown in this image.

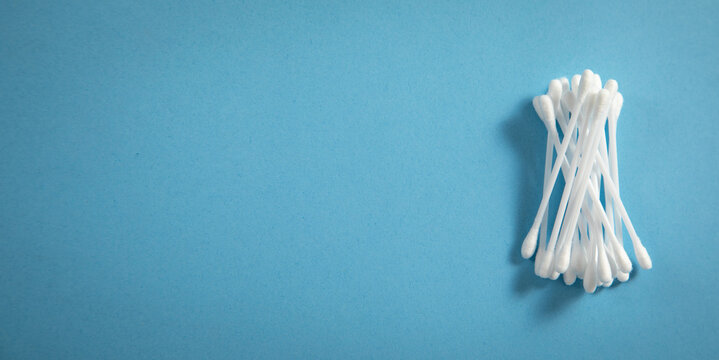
[1,1,718,358]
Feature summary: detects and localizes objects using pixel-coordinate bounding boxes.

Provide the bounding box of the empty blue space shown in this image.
[1,1,717,358]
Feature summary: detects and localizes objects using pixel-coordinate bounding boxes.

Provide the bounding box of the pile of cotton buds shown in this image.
[521,69,651,293]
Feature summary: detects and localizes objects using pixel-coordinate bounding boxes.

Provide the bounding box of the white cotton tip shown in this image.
[597,245,613,283]
[539,250,555,278]
[593,89,612,119]
[608,92,624,121]
[522,71,651,290]
[592,74,602,91]
[604,79,618,94]
[548,79,563,103]
[532,96,544,116]
[554,241,572,273]
[613,243,633,273]
[538,95,554,118]
[560,77,570,93]
[538,95,556,130]
[571,241,587,276]
[521,227,539,259]
[578,69,595,100]
[571,74,581,92]
[583,263,598,293]
[563,269,577,285]
[532,96,542,119]
[536,253,551,279]
[635,244,653,269]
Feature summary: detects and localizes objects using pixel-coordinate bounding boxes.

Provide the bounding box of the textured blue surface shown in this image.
[1,1,718,359]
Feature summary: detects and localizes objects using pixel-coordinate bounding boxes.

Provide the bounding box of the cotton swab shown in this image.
[519,70,651,293]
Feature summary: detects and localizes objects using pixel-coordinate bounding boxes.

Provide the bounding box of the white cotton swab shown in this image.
[522,70,652,292]
[532,95,556,278]
[521,71,650,292]
[617,269,630,282]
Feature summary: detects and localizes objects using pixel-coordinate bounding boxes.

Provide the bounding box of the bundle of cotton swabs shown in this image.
[521,69,652,293]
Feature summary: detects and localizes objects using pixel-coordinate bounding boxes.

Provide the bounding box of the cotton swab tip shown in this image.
[595,89,612,113]
[614,246,633,273]
[538,95,555,127]
[532,96,542,119]
[604,79,618,94]
[521,227,539,259]
[554,242,572,273]
[548,79,562,102]
[563,270,577,285]
[539,251,555,278]
[578,69,594,100]
[598,250,613,283]
[583,265,598,293]
[636,244,653,269]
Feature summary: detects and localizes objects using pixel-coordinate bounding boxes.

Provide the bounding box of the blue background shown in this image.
[1,1,718,359]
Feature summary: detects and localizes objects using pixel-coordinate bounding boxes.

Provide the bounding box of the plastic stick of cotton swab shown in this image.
[598,120,615,232]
